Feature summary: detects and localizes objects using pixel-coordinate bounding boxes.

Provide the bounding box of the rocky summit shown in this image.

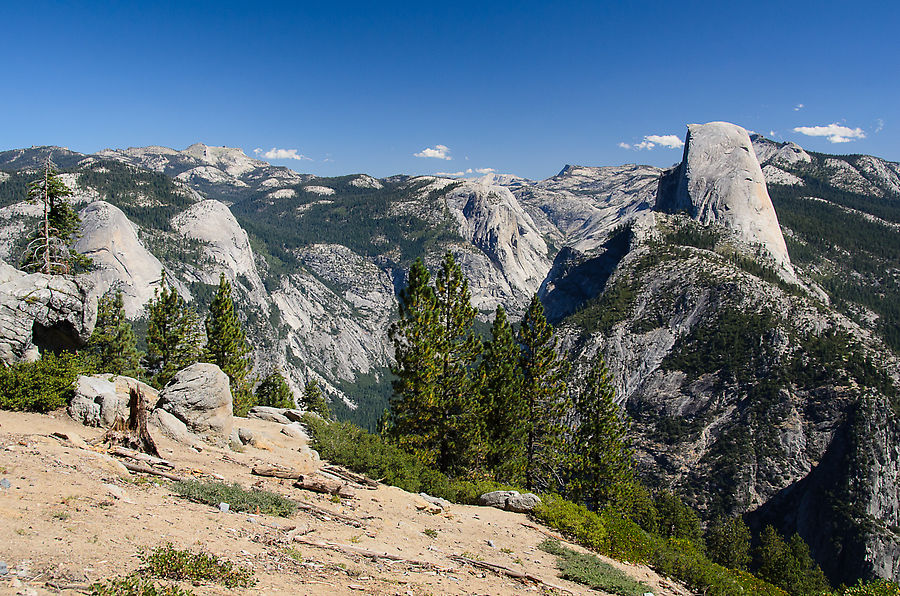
[2,121,900,583]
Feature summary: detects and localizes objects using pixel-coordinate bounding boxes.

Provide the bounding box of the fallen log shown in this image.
[321,465,379,488]
[449,555,573,594]
[109,446,173,468]
[252,464,301,479]
[294,474,355,498]
[294,501,365,527]
[294,538,451,571]
[120,461,184,482]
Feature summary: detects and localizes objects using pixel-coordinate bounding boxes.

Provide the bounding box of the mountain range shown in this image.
[2,121,900,584]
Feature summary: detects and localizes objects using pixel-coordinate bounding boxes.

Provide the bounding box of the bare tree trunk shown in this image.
[102,387,160,457]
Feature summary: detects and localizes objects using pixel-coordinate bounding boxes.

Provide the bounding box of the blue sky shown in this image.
[1,1,897,180]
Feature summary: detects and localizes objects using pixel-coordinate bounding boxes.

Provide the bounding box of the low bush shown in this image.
[171,479,296,517]
[540,539,650,595]
[142,543,254,588]
[0,351,95,412]
[90,575,194,595]
[302,415,511,504]
[833,579,900,595]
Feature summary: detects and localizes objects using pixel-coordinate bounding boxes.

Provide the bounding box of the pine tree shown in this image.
[204,273,254,415]
[518,294,570,492]
[385,254,482,474]
[21,157,84,274]
[478,305,526,483]
[569,355,634,510]
[301,379,331,419]
[706,515,752,570]
[255,370,295,409]
[431,251,482,474]
[385,258,441,463]
[143,273,202,388]
[85,290,142,378]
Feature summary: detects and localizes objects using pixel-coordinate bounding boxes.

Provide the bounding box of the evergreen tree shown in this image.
[302,379,331,419]
[431,251,482,474]
[204,273,254,415]
[385,258,441,463]
[143,273,202,388]
[518,294,570,492]
[568,355,634,509]
[706,515,752,570]
[21,157,85,274]
[478,305,526,483]
[85,290,142,378]
[385,253,481,475]
[754,525,830,595]
[255,370,295,409]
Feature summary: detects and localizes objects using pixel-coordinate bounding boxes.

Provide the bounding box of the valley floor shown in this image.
[0,410,689,595]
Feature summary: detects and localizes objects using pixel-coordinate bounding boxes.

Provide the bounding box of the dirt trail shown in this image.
[0,410,690,595]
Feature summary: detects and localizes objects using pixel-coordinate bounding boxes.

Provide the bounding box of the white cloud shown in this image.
[475,167,495,174]
[645,134,684,149]
[793,123,866,143]
[619,134,684,151]
[254,147,312,161]
[876,118,885,133]
[434,171,465,177]
[415,144,452,160]
[794,103,805,111]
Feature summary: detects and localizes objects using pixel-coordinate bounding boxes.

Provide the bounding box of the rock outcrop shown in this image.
[657,122,795,278]
[0,259,96,364]
[75,201,167,317]
[155,363,233,440]
[478,490,542,513]
[68,374,158,427]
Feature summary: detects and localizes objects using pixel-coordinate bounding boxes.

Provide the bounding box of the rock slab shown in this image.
[478,490,541,513]
[68,374,158,427]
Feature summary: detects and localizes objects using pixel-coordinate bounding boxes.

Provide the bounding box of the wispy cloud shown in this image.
[793,123,866,143]
[434,171,465,177]
[876,118,885,133]
[415,144,452,160]
[253,147,312,161]
[475,167,495,174]
[794,103,805,111]
[620,134,684,151]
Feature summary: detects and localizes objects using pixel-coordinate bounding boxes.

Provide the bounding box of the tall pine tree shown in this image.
[385,258,442,464]
[256,369,295,409]
[385,253,482,475]
[478,305,526,483]
[568,355,634,510]
[85,290,142,378]
[518,294,570,492]
[432,251,482,474]
[144,273,203,388]
[204,273,254,415]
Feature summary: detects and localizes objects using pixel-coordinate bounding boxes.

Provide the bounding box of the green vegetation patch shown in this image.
[540,539,650,595]
[142,543,255,588]
[0,351,95,412]
[171,479,296,517]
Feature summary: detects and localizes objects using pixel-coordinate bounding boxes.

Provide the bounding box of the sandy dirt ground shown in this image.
[0,409,691,596]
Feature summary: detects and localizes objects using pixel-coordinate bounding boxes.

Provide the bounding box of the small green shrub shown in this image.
[171,479,296,517]
[90,575,194,595]
[143,543,255,588]
[834,579,900,595]
[0,351,95,411]
[302,415,511,504]
[540,539,650,595]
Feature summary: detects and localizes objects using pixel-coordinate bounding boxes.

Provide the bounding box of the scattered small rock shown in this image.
[281,423,309,441]
[0,478,10,489]
[0,561,7,575]
[237,427,255,445]
[418,493,450,510]
[218,502,230,513]
[247,406,292,424]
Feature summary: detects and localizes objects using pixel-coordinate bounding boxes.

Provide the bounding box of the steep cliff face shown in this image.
[74,201,168,317]
[658,122,795,279]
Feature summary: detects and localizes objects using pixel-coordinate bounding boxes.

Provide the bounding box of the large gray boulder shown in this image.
[68,374,158,427]
[0,259,96,365]
[478,490,541,513]
[156,363,233,440]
